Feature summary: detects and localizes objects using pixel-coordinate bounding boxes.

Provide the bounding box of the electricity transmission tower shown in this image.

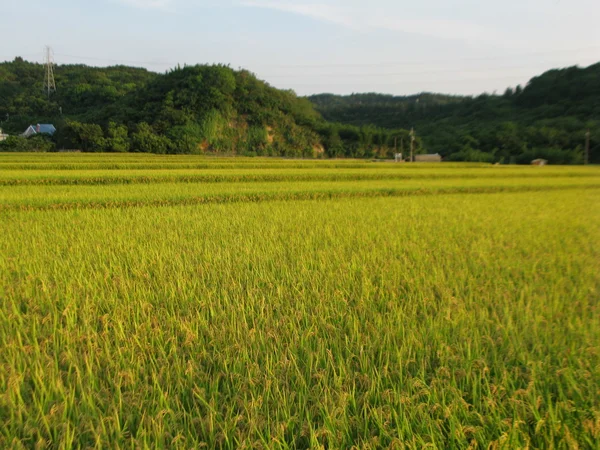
[43,46,56,97]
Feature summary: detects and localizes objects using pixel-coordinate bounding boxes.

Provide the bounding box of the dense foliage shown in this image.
[1,58,598,162]
[310,63,600,163]
[0,59,415,158]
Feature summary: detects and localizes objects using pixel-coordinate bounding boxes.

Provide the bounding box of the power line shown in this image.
[0,53,42,60]
[256,46,600,69]
[3,46,595,95]
[50,44,600,70]
[277,74,539,87]
[48,51,598,88]
[260,63,571,79]
[55,53,179,67]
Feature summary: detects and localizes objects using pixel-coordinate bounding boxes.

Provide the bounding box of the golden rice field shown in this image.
[1,154,599,449]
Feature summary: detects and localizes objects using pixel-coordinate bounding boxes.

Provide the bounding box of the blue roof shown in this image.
[27,124,56,135]
[37,124,56,134]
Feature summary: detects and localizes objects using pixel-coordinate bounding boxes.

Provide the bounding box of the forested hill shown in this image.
[0,58,416,158]
[310,63,600,163]
[0,59,157,126]
[1,58,598,163]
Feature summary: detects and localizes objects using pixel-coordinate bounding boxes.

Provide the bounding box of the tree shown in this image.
[167,123,203,154]
[60,120,106,152]
[107,122,129,152]
[0,135,54,152]
[325,127,344,157]
[131,122,171,154]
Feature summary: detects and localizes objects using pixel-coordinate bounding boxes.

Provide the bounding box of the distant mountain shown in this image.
[309,92,466,129]
[1,57,597,163]
[309,63,600,163]
[0,58,412,157]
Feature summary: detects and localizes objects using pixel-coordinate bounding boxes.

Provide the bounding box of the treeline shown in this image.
[1,57,598,162]
[310,63,600,164]
[0,59,414,158]
[0,119,421,159]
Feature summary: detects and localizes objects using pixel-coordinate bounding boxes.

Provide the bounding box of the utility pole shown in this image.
[43,46,56,98]
[410,128,415,162]
[585,130,590,165]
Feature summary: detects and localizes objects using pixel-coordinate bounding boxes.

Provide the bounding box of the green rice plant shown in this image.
[0,153,500,170]
[0,154,599,448]
[1,176,599,211]
[1,167,599,186]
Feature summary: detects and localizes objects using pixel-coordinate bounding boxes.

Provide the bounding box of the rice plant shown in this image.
[0,154,598,448]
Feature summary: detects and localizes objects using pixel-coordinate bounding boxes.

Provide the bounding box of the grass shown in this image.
[0,154,599,449]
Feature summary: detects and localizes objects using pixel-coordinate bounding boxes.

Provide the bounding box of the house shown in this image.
[0,128,8,142]
[22,124,56,138]
[414,153,442,162]
[531,159,548,166]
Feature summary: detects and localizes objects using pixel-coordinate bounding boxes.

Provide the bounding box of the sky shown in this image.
[0,0,599,96]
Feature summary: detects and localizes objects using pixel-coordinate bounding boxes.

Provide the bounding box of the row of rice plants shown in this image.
[0,155,501,171]
[1,177,599,210]
[1,167,599,186]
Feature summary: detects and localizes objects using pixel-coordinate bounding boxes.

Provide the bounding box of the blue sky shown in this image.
[1,0,598,96]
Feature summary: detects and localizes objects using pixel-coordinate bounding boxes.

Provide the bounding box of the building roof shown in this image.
[23,124,56,136]
[414,153,442,160]
[35,124,56,134]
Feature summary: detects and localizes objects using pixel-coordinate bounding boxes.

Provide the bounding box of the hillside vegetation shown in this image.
[310,63,600,163]
[0,58,417,158]
[1,58,598,163]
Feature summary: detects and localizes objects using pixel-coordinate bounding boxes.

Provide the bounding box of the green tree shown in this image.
[131,122,171,154]
[325,127,344,157]
[60,121,106,152]
[107,122,129,152]
[167,123,204,154]
[0,135,54,152]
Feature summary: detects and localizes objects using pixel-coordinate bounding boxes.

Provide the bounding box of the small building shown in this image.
[531,159,548,166]
[0,128,8,142]
[22,124,56,138]
[414,153,442,163]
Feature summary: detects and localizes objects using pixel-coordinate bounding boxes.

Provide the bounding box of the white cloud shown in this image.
[241,1,357,28]
[240,0,503,42]
[115,0,174,10]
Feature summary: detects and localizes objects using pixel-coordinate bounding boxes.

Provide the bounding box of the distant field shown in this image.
[1,154,599,449]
